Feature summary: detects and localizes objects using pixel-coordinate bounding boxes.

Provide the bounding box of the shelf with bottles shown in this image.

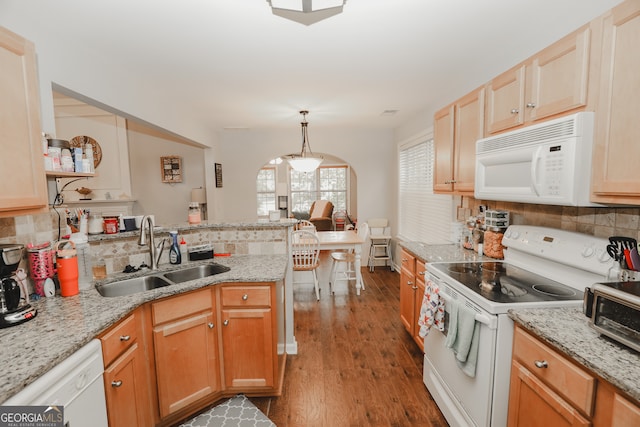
[45,171,96,178]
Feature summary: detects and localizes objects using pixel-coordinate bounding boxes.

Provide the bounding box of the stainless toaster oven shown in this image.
[584,281,640,353]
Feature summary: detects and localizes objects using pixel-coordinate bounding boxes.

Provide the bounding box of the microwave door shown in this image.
[475,146,538,201]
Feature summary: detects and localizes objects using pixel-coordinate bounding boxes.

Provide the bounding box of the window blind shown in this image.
[398,137,454,243]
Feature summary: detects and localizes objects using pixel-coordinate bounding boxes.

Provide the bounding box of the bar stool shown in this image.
[367,218,393,272]
[329,223,368,294]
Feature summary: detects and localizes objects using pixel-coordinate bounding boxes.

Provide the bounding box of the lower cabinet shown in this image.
[99,308,152,427]
[220,283,275,389]
[399,249,426,350]
[99,281,281,427]
[508,325,640,427]
[151,288,219,418]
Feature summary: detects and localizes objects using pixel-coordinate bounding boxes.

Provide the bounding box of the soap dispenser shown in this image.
[169,231,181,265]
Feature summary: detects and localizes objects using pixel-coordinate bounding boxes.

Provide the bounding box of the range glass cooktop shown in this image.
[428,261,584,305]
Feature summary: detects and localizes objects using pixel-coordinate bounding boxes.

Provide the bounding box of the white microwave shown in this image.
[474,112,601,206]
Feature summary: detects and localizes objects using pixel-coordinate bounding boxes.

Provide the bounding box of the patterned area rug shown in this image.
[179,394,276,427]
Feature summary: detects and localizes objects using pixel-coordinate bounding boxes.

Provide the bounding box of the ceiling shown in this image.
[0,0,623,132]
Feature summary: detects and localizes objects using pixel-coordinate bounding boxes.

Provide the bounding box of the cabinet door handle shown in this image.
[534,360,548,369]
[510,108,519,114]
[418,271,425,276]
[526,102,536,108]
[111,380,123,387]
[407,281,414,286]
[119,335,130,341]
[208,322,214,329]
[412,286,418,290]
[242,294,248,301]
[223,319,229,326]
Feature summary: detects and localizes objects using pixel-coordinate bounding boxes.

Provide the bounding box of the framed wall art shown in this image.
[161,156,182,183]
[215,163,223,188]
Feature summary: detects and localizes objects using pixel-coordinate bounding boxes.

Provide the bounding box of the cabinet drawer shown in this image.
[152,288,212,325]
[100,312,139,367]
[400,250,416,275]
[513,327,596,416]
[221,284,271,307]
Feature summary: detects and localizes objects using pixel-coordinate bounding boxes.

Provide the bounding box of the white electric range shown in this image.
[422,225,617,427]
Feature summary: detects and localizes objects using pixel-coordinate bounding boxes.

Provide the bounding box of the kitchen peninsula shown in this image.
[0,220,296,407]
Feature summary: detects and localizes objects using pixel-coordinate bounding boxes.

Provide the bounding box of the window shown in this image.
[290,166,348,214]
[398,135,453,243]
[256,167,276,217]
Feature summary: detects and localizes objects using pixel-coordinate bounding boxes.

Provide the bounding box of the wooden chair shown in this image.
[294,219,316,232]
[328,223,368,294]
[291,230,321,300]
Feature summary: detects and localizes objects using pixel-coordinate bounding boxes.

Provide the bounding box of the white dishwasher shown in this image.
[4,339,108,427]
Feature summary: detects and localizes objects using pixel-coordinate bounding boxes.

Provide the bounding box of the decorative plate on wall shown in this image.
[70,135,102,169]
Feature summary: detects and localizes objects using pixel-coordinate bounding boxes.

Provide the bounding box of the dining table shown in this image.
[315,230,365,295]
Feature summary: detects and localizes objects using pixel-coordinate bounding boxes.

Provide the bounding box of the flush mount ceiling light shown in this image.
[266,0,347,26]
[285,110,323,173]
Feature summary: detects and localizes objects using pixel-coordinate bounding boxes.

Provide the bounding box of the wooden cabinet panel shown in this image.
[512,326,595,416]
[0,27,48,216]
[103,343,152,427]
[412,261,426,350]
[433,105,455,193]
[487,25,591,135]
[593,380,640,427]
[152,288,211,324]
[527,26,590,122]
[486,65,526,134]
[221,307,274,388]
[153,310,219,418]
[99,309,152,427]
[399,249,424,351]
[508,360,590,427]
[591,1,640,204]
[454,88,484,193]
[220,282,276,390]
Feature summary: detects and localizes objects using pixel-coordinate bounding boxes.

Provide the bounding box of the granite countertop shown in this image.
[399,241,490,263]
[0,254,288,403]
[509,307,640,403]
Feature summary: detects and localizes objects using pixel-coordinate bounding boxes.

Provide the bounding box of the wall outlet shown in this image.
[619,269,640,282]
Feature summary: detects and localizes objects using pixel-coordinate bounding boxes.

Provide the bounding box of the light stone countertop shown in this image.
[0,254,288,403]
[509,307,640,403]
[399,241,489,263]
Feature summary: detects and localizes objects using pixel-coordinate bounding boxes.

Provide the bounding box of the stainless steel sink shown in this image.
[163,263,230,283]
[95,275,172,297]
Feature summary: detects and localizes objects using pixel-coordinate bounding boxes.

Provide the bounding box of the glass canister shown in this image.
[462,220,475,250]
[188,202,201,224]
[483,226,506,259]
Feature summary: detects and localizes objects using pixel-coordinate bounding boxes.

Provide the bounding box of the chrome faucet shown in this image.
[138,215,158,270]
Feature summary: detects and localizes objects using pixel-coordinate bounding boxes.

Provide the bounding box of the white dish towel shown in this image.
[445,299,480,377]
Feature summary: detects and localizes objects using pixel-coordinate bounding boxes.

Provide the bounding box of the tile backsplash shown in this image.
[457,197,640,241]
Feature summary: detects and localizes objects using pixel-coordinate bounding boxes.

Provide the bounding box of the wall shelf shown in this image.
[46,171,96,178]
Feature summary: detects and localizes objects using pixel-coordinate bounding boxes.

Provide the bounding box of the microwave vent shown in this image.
[478,115,581,153]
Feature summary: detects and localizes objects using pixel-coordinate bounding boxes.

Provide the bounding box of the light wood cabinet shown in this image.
[433,87,484,195]
[591,0,640,205]
[99,309,152,427]
[220,283,276,390]
[486,25,591,135]
[509,325,640,427]
[151,288,220,418]
[0,27,48,217]
[399,249,425,350]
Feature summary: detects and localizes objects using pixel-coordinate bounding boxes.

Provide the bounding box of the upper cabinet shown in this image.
[0,27,48,217]
[591,1,640,205]
[434,87,484,194]
[486,25,591,135]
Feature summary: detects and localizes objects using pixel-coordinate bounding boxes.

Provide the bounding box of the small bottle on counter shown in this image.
[179,237,188,263]
[169,231,181,265]
[188,202,201,224]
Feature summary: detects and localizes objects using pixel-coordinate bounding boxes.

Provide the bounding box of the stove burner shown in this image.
[499,277,528,297]
[532,284,577,297]
[479,280,499,292]
[448,264,478,274]
[481,262,506,273]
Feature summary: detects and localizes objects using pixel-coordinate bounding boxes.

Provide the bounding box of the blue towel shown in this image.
[444,299,480,377]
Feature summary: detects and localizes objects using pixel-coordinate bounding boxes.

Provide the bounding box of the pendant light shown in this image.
[286,110,323,173]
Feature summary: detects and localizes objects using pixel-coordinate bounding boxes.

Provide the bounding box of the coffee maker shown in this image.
[0,244,37,328]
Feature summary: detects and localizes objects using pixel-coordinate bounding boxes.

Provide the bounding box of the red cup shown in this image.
[55,241,79,297]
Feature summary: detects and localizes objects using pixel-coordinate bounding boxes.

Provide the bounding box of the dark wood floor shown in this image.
[251,252,449,427]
